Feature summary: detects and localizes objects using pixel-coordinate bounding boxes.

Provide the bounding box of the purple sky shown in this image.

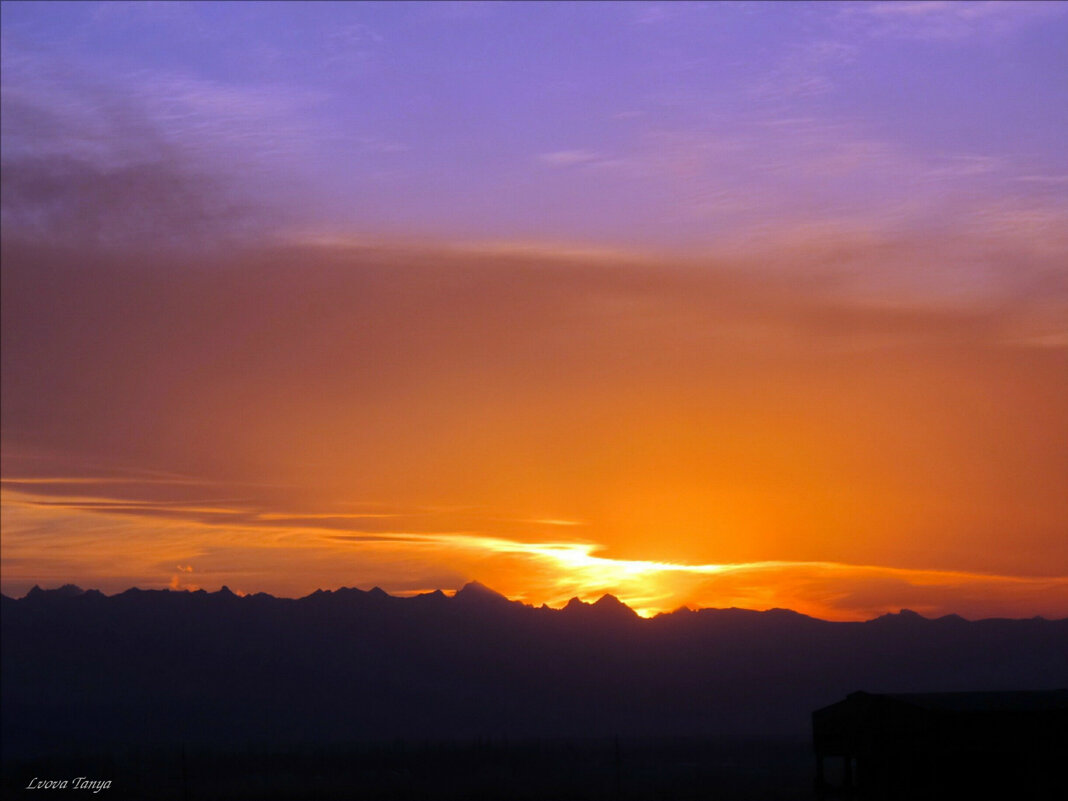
[3,1,1066,255]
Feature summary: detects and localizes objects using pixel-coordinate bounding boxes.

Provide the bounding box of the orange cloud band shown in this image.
[3,486,1065,621]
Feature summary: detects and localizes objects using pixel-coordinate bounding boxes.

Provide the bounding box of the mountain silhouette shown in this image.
[2,583,1066,761]
[453,579,513,606]
[562,593,639,623]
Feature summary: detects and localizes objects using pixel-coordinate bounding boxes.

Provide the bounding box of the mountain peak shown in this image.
[416,589,446,600]
[593,594,638,617]
[874,608,928,623]
[563,594,638,619]
[937,613,967,624]
[895,608,925,619]
[453,581,510,605]
[25,584,84,599]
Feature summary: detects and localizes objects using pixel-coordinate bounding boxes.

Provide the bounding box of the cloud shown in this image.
[4,484,1066,620]
[91,1,195,25]
[631,4,670,26]
[538,150,604,168]
[1017,175,1068,185]
[562,109,1065,290]
[1,36,321,246]
[840,1,1067,42]
[2,35,320,168]
[750,40,858,101]
[323,23,385,70]
[0,154,267,247]
[626,2,711,28]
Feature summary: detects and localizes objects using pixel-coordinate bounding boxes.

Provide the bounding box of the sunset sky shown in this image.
[2,1,1067,620]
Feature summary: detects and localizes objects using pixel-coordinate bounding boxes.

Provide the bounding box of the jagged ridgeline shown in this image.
[3,582,1066,757]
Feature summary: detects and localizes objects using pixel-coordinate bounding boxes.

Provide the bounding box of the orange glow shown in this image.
[4,483,1066,621]
[2,241,1067,620]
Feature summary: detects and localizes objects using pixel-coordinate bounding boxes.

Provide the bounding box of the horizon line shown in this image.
[7,581,1064,625]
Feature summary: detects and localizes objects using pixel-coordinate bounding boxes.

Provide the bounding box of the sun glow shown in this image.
[4,485,1067,621]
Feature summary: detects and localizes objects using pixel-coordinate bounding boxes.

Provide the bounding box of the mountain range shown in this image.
[3,582,1066,759]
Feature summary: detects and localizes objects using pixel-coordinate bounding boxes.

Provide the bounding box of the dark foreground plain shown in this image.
[3,583,1066,799]
[3,737,813,800]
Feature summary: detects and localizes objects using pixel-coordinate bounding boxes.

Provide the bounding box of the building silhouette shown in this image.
[813,690,1068,800]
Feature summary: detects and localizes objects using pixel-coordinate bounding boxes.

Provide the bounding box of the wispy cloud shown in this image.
[840,1,1067,42]
[630,4,671,26]
[323,22,385,70]
[4,486,1066,620]
[0,35,330,245]
[1017,175,1068,185]
[1,35,321,168]
[538,150,605,168]
[749,40,858,101]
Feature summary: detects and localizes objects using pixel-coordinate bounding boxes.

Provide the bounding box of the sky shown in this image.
[2,1,1067,620]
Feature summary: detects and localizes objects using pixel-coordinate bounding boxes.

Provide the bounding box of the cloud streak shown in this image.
[4,485,1065,621]
[839,1,1067,41]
